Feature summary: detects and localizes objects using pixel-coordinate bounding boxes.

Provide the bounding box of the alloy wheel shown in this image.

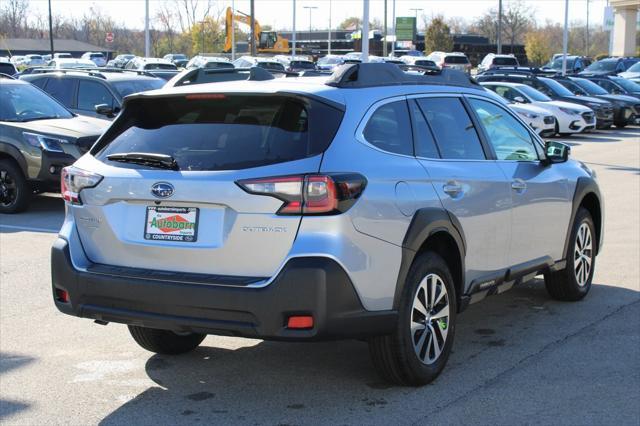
[0,170,18,208]
[574,222,593,287]
[411,273,450,365]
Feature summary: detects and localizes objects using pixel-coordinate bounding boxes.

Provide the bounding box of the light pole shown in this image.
[561,0,569,76]
[303,5,317,52]
[231,0,236,60]
[586,0,590,57]
[362,0,369,62]
[48,0,54,56]
[292,0,296,56]
[383,0,387,57]
[328,0,332,55]
[409,8,422,19]
[497,0,503,54]
[391,0,396,56]
[144,0,150,57]
[199,20,206,55]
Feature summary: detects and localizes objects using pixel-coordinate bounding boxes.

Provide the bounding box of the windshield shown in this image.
[28,55,43,60]
[551,57,575,69]
[539,77,574,96]
[444,55,469,64]
[518,85,552,102]
[112,79,165,97]
[414,60,436,67]
[90,53,104,59]
[0,83,73,122]
[572,78,608,95]
[318,56,342,65]
[144,63,177,70]
[94,95,344,171]
[584,60,616,72]
[258,62,285,71]
[173,54,187,60]
[611,76,640,92]
[290,61,315,69]
[559,79,588,95]
[626,62,640,72]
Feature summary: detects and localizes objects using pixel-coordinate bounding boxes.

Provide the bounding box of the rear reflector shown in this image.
[55,288,69,303]
[287,316,314,329]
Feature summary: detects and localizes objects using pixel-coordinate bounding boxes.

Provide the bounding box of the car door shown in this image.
[76,80,116,118]
[410,95,512,290]
[466,96,572,267]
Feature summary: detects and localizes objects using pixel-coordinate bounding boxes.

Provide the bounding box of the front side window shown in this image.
[363,100,413,156]
[77,81,114,111]
[469,98,538,161]
[415,97,485,160]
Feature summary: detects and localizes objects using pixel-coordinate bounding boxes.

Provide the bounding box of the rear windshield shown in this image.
[494,57,518,66]
[444,55,469,64]
[90,53,104,58]
[414,60,436,67]
[611,76,640,92]
[94,95,344,171]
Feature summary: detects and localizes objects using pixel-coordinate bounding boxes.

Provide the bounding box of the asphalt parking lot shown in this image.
[1,127,639,425]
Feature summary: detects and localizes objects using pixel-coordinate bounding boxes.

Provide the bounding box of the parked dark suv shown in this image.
[0,76,108,212]
[21,69,165,120]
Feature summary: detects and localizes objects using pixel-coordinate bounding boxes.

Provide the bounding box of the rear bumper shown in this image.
[51,238,397,341]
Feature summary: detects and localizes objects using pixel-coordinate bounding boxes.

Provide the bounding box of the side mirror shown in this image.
[513,96,527,104]
[542,141,570,165]
[95,104,117,118]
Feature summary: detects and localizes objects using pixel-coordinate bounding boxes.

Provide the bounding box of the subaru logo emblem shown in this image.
[151,182,174,198]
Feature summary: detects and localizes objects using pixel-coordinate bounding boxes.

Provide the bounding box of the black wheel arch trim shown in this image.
[563,176,603,260]
[393,207,467,311]
[0,142,28,177]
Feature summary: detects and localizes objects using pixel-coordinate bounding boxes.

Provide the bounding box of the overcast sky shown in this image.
[30,0,609,31]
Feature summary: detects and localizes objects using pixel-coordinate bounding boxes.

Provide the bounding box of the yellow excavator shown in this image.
[224,7,289,54]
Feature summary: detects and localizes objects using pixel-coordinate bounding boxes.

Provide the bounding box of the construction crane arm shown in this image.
[224,7,262,52]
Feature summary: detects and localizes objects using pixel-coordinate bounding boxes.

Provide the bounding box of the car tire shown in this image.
[544,208,596,301]
[614,121,627,128]
[368,251,456,386]
[128,325,206,355]
[0,159,31,214]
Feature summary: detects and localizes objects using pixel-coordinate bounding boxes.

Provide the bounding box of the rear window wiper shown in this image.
[106,152,179,170]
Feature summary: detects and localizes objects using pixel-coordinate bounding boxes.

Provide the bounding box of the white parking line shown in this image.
[0,224,59,233]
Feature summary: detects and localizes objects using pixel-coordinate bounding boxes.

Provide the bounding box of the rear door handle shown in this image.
[511,179,527,192]
[443,181,463,197]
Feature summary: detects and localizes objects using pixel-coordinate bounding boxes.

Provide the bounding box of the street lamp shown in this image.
[303,5,317,52]
[409,8,422,19]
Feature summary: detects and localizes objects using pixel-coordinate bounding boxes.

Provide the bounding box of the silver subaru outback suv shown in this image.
[52,63,603,386]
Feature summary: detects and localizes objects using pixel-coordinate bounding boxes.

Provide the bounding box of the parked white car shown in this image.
[23,54,46,67]
[186,55,233,69]
[81,52,107,67]
[481,81,596,135]
[508,103,556,138]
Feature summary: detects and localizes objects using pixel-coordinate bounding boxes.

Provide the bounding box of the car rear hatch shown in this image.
[70,92,344,279]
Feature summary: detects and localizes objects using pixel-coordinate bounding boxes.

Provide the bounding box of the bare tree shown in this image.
[1,0,29,37]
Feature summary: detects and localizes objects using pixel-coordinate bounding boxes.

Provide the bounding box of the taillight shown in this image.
[61,166,103,205]
[236,173,366,215]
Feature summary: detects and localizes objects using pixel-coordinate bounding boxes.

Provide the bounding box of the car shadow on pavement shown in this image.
[0,194,64,234]
[97,280,640,425]
[0,353,35,421]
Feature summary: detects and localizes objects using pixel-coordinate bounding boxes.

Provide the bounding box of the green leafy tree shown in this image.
[424,16,453,55]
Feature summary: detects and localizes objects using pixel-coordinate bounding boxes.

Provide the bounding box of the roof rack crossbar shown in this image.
[325,63,479,89]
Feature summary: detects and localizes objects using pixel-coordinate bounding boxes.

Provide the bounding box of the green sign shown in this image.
[396,17,416,41]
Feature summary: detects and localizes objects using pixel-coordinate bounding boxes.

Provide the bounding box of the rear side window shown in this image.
[408,100,439,158]
[363,100,413,156]
[416,98,485,160]
[44,77,75,107]
[95,95,344,171]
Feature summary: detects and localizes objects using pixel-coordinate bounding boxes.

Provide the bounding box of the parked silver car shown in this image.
[52,63,603,386]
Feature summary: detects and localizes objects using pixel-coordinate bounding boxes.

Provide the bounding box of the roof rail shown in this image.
[325,63,478,89]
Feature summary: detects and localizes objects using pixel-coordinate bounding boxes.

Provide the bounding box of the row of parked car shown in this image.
[1,50,639,214]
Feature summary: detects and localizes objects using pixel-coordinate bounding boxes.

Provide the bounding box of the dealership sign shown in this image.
[395,17,416,41]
